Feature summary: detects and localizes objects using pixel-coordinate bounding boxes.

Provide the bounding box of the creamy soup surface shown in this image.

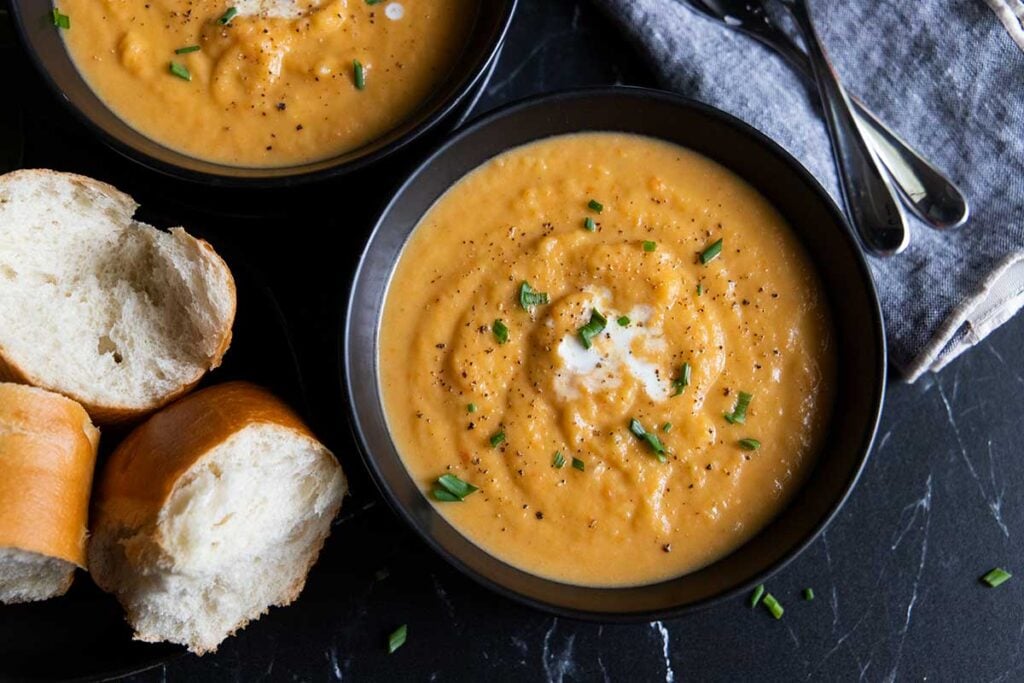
[380,133,836,587]
[58,0,474,167]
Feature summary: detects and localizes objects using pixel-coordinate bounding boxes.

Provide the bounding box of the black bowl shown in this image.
[8,0,515,186]
[344,87,886,620]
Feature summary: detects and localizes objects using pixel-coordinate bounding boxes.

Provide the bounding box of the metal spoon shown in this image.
[679,0,969,232]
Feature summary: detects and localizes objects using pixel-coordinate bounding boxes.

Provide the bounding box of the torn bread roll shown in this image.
[0,169,236,423]
[89,381,346,654]
[0,383,100,604]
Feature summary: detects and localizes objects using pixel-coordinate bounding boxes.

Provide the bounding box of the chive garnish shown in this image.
[700,238,723,264]
[629,418,667,462]
[51,9,70,29]
[587,199,603,213]
[518,281,549,310]
[662,422,672,433]
[642,240,657,252]
[552,451,565,469]
[489,431,505,448]
[804,588,814,601]
[432,474,478,501]
[571,457,585,472]
[616,315,630,327]
[750,584,765,608]
[577,309,607,349]
[739,438,761,451]
[725,391,753,424]
[217,6,238,24]
[353,59,366,89]
[696,283,703,296]
[467,403,477,413]
[671,362,691,396]
[387,624,407,654]
[492,319,509,344]
[983,567,1012,587]
[169,62,191,81]
[175,45,201,54]
[584,217,596,232]
[762,593,784,619]
[367,0,385,4]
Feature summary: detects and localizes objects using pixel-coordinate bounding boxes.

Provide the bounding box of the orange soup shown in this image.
[380,133,836,587]
[57,0,475,167]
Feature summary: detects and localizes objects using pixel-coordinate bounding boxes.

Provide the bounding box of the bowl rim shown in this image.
[8,0,517,187]
[342,85,887,622]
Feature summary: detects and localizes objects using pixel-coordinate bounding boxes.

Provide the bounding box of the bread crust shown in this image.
[93,382,315,529]
[0,169,237,425]
[0,383,100,569]
[89,381,343,653]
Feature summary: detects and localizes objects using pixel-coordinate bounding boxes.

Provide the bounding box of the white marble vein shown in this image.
[541,618,576,683]
[936,380,1010,539]
[885,476,933,683]
[651,621,675,683]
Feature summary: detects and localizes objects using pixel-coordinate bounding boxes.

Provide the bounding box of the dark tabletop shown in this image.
[8,0,1024,681]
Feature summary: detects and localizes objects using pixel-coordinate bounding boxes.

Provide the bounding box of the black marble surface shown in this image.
[8,1,1024,681]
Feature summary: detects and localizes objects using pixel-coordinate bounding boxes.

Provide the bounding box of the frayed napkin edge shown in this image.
[903,251,1024,381]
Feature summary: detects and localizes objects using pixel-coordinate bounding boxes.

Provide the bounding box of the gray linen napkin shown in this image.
[594,0,1024,380]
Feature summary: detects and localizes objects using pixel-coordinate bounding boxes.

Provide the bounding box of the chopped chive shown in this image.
[175,44,201,54]
[662,422,672,433]
[353,59,366,89]
[492,319,509,344]
[671,362,691,397]
[738,438,761,451]
[750,584,765,608]
[387,624,407,654]
[51,9,70,28]
[489,431,506,448]
[762,593,784,619]
[696,283,703,296]
[577,309,607,349]
[642,240,657,252]
[467,403,477,413]
[700,238,723,265]
[584,217,596,232]
[803,588,814,601]
[217,6,238,24]
[982,567,1012,587]
[169,62,191,81]
[552,451,565,469]
[587,199,603,213]
[571,457,585,472]
[616,315,630,327]
[366,0,385,4]
[725,391,753,424]
[518,281,549,310]
[434,474,478,501]
[629,418,667,462]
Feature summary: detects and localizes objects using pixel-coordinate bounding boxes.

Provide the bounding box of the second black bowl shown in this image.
[345,87,886,620]
[9,0,515,186]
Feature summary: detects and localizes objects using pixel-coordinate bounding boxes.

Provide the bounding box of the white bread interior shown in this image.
[0,170,235,419]
[90,423,346,654]
[0,548,77,605]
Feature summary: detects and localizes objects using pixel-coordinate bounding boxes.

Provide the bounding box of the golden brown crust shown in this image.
[0,383,100,568]
[0,170,236,425]
[94,382,315,532]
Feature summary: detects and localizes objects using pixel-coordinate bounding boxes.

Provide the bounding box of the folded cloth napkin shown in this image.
[594,0,1024,380]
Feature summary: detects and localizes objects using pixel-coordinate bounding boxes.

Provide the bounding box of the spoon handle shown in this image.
[745,25,969,231]
[784,0,908,255]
